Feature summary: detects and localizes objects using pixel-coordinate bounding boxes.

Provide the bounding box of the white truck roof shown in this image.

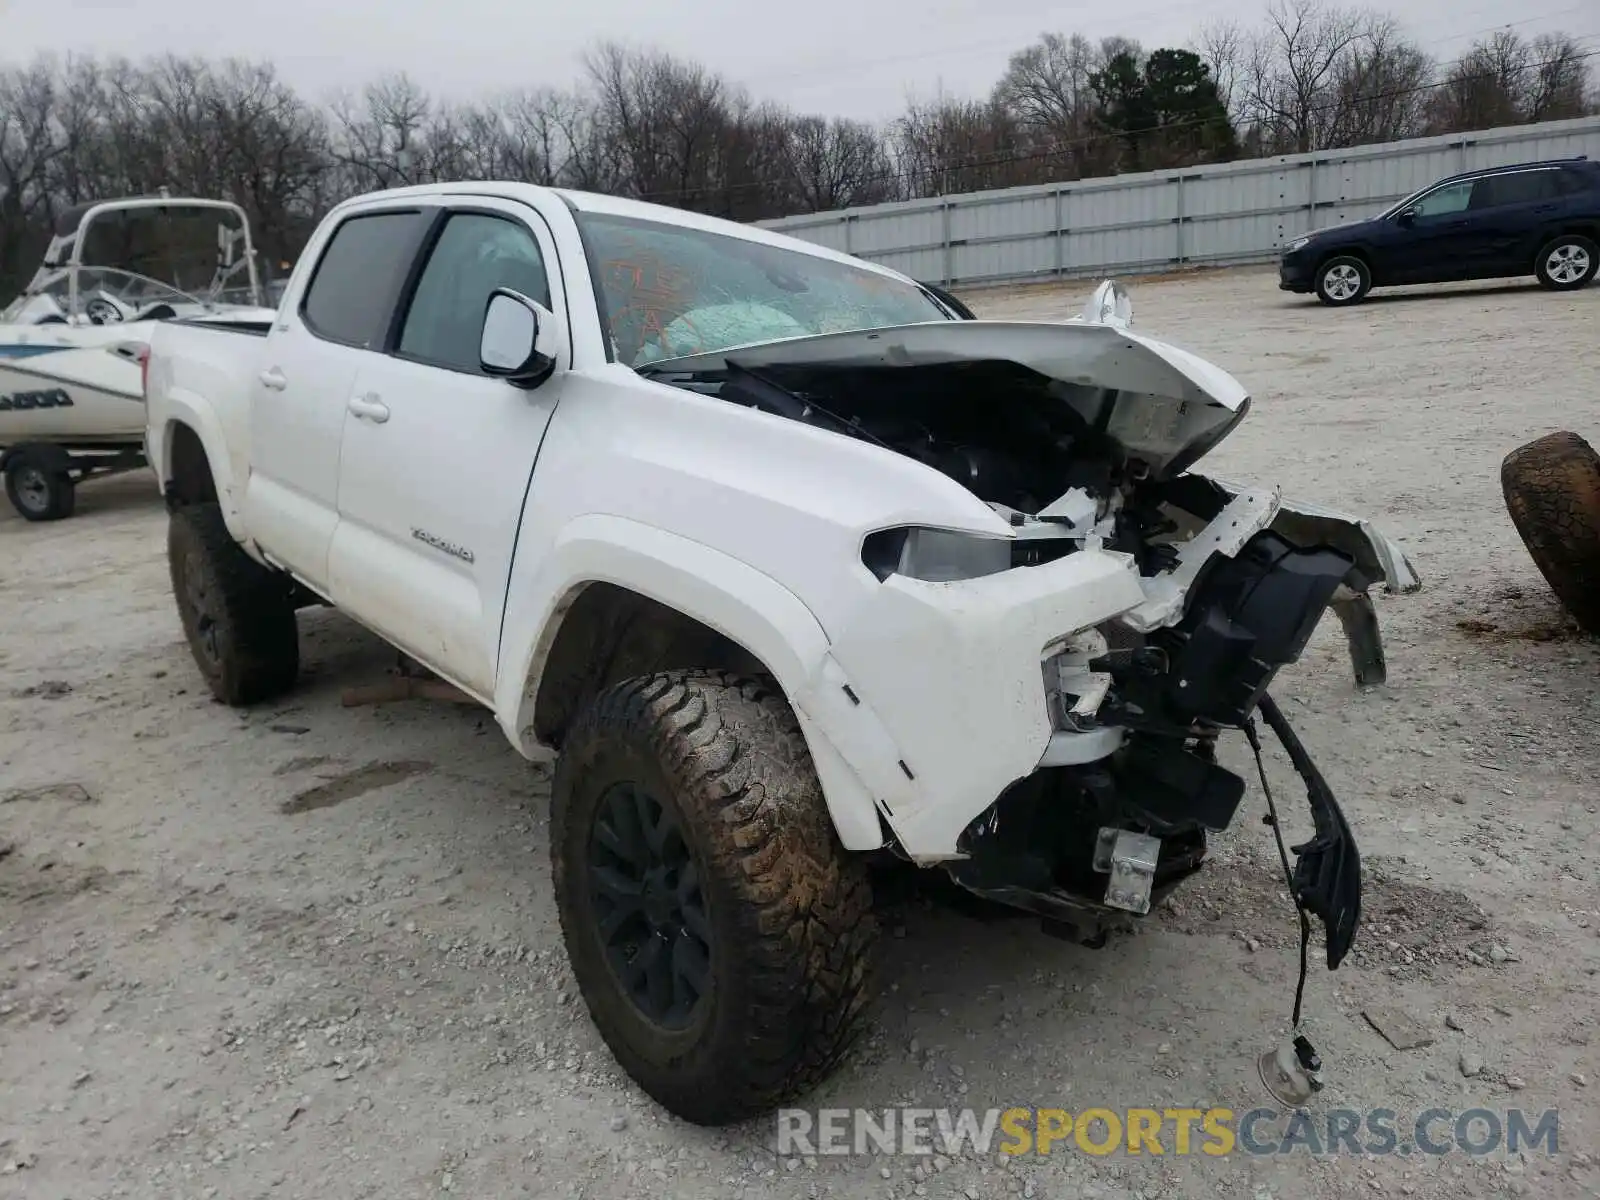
[324,180,909,284]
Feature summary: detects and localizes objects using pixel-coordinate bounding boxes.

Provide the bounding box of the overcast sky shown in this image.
[1,0,1593,120]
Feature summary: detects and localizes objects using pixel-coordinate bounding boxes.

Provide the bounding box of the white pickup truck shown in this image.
[144,182,1419,1125]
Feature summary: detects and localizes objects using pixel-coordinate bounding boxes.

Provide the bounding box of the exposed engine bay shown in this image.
[640,287,1420,1091]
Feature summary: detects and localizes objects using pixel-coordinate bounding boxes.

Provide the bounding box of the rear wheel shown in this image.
[1534,234,1597,291]
[168,501,300,705]
[4,453,75,521]
[1315,256,1371,306]
[551,670,878,1125]
[1500,431,1600,634]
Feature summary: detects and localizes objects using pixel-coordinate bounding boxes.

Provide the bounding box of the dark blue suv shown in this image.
[1279,157,1600,306]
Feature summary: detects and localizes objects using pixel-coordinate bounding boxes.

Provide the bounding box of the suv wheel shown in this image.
[551,670,878,1125]
[1534,235,1597,291]
[1315,256,1371,306]
[168,501,300,705]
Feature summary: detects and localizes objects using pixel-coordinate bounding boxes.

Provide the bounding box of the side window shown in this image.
[398,213,551,375]
[1475,171,1562,208]
[301,211,431,348]
[1411,181,1474,218]
[1554,168,1590,196]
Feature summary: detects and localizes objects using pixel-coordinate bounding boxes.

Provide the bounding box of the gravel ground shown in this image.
[2,265,1598,1200]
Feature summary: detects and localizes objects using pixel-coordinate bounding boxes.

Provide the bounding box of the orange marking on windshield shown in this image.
[601,253,697,354]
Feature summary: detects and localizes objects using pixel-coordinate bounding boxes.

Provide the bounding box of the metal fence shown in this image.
[757,115,1600,288]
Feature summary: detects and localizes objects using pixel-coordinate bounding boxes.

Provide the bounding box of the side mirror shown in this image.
[1079,278,1133,328]
[480,288,565,387]
[1396,208,1417,227]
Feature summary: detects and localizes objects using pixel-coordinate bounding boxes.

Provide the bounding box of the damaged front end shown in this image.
[934,321,1416,969]
[953,478,1382,968]
[644,278,1419,979]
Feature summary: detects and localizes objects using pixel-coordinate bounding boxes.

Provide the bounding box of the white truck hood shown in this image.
[644,317,1251,482]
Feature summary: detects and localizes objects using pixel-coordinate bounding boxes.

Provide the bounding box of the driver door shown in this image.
[327,200,570,699]
[1386,179,1489,284]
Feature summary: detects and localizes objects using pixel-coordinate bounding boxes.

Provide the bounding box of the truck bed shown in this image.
[175,315,273,337]
[145,316,274,515]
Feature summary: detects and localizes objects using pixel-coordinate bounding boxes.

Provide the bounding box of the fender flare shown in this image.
[152,395,245,540]
[496,514,887,852]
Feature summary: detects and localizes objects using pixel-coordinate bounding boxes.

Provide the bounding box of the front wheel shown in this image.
[1315,256,1371,306]
[4,454,75,522]
[551,670,878,1125]
[1534,235,1597,291]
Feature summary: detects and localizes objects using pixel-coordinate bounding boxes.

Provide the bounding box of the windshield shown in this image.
[79,205,251,295]
[1379,180,1447,219]
[573,211,951,367]
[2,267,213,324]
[2,202,258,320]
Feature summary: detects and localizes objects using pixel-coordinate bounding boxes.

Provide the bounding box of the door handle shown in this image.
[259,366,287,391]
[347,393,390,423]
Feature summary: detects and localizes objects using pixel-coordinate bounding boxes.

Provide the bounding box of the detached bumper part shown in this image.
[1258,693,1361,969]
[1094,828,1161,915]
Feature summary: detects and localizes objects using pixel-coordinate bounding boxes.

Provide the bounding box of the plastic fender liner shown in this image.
[1202,473,1421,596]
[1258,693,1361,969]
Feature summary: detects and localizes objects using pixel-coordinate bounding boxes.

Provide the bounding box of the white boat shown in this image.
[0,193,278,520]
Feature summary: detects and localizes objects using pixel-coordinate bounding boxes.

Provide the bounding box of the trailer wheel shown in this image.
[4,453,75,521]
[168,501,300,705]
[1500,430,1600,634]
[551,670,878,1125]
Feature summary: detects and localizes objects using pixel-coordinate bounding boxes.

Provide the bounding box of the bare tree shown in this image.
[993,32,1096,147]
[0,58,66,288]
[893,92,1037,197]
[989,32,1155,180]
[328,74,437,191]
[776,114,898,211]
[1426,31,1526,133]
[586,43,734,210]
[1196,20,1247,122]
[198,59,330,266]
[1432,29,1595,130]
[449,89,586,186]
[1241,0,1369,152]
[1523,33,1591,123]
[1326,16,1433,145]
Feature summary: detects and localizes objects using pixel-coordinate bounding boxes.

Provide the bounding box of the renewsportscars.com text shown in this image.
[776,1107,1560,1158]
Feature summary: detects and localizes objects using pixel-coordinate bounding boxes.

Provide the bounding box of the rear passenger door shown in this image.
[244,205,433,591]
[327,200,571,699]
[1465,169,1567,276]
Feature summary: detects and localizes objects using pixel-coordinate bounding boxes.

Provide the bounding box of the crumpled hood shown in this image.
[642,319,1251,481]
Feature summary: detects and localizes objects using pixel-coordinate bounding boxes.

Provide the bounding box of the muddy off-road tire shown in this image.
[1500,431,1600,634]
[168,502,300,705]
[551,670,878,1125]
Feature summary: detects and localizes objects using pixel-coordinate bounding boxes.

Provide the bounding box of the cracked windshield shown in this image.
[575,211,950,367]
